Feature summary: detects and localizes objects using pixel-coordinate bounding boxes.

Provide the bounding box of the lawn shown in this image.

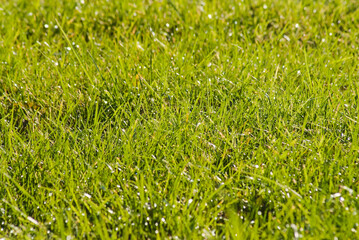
[1,0,359,239]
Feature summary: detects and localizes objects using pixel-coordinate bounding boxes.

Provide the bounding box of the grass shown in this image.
[1,0,359,239]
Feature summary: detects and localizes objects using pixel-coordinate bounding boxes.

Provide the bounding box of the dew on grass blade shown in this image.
[137,42,144,51]
[331,193,341,198]
[84,193,92,199]
[27,216,39,225]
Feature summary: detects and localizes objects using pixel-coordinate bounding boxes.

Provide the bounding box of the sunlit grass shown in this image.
[1,0,359,239]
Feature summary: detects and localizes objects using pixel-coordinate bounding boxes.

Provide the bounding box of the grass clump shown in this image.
[1,0,359,239]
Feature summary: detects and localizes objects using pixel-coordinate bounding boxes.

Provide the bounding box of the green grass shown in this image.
[1,0,359,239]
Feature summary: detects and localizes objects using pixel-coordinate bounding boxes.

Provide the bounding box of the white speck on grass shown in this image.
[283,35,290,41]
[188,199,193,205]
[84,193,92,199]
[106,163,113,172]
[331,193,341,198]
[44,24,49,29]
[154,38,166,48]
[342,185,354,195]
[27,216,39,225]
[137,42,144,51]
[263,4,268,9]
[208,142,216,149]
[208,14,212,19]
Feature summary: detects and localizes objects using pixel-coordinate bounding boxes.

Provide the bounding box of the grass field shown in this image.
[1,0,359,239]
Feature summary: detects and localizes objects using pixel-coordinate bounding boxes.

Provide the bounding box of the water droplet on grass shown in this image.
[27,216,39,225]
[137,42,144,51]
[84,193,92,199]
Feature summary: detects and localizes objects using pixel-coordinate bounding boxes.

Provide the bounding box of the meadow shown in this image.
[1,0,359,239]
